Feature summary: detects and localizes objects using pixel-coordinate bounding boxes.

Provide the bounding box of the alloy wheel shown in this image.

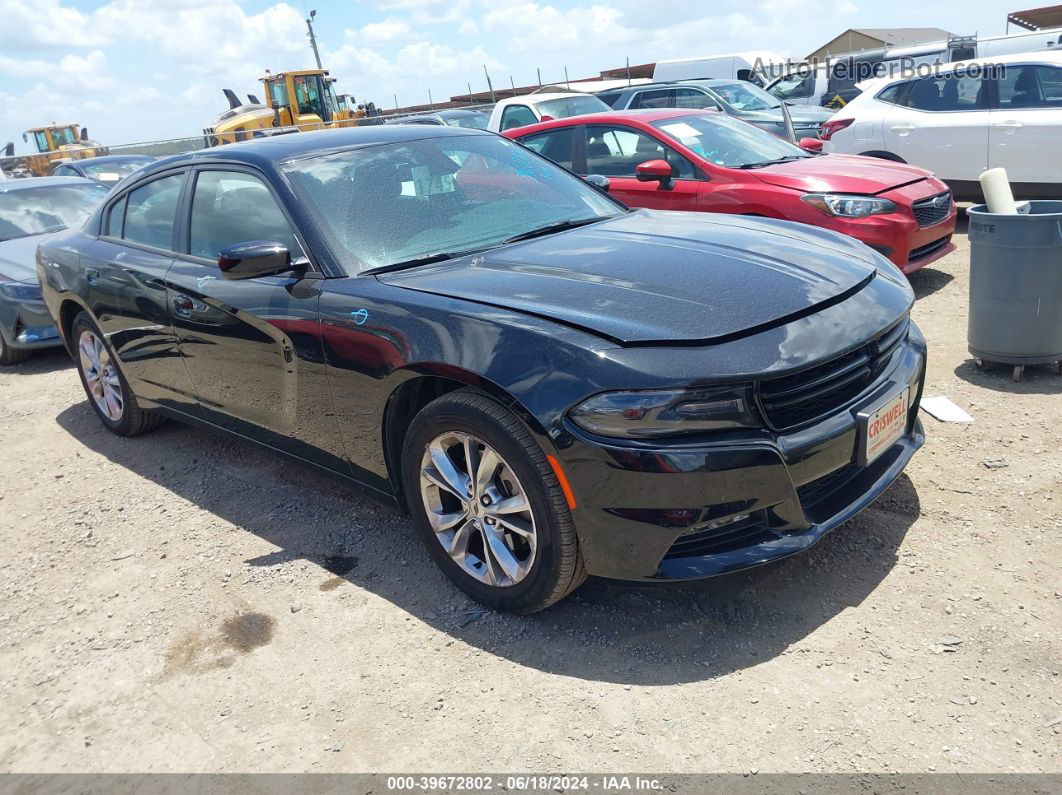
[78,329,124,422]
[419,431,537,587]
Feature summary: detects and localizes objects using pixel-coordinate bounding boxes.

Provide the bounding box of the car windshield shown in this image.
[708,81,781,111]
[81,160,152,185]
[283,134,622,275]
[0,183,109,241]
[536,95,612,119]
[445,114,487,129]
[652,113,812,168]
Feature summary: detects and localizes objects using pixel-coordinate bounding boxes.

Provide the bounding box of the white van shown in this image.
[652,51,785,86]
[767,28,1062,107]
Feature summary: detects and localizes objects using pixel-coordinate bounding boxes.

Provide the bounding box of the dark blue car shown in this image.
[37,126,924,612]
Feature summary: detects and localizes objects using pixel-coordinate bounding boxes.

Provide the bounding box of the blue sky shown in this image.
[0,0,1022,150]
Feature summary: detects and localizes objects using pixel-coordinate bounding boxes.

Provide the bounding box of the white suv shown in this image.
[820,52,1062,200]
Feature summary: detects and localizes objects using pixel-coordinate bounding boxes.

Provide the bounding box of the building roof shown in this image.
[848,28,953,46]
[1007,4,1062,30]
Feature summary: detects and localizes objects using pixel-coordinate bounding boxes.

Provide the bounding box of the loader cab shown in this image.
[262,70,340,129]
[25,124,80,153]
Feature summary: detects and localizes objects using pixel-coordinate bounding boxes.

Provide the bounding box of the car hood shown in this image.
[378,210,880,345]
[0,233,51,284]
[751,154,931,194]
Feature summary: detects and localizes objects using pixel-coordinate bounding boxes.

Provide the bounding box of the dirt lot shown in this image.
[0,213,1059,775]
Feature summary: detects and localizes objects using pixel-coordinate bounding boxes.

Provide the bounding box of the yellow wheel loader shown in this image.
[203,69,377,146]
[1,124,108,178]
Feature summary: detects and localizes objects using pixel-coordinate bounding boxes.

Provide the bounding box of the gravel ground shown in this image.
[0,213,1059,774]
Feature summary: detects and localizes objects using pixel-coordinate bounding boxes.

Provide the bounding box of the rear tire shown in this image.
[71,312,164,437]
[0,333,32,365]
[402,388,586,613]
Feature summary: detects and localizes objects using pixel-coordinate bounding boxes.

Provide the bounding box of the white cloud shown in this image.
[361,17,413,43]
[0,0,108,49]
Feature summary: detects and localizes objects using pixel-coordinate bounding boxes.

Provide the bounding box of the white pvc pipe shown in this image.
[979,167,1018,215]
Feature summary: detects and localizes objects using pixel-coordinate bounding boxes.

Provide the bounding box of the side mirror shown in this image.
[583,174,610,193]
[798,137,823,152]
[218,241,297,280]
[635,159,673,187]
[538,114,555,122]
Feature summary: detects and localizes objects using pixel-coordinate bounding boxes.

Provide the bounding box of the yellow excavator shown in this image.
[203,68,381,146]
[1,123,108,178]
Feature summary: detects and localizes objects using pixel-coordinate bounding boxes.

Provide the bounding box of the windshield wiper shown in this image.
[735,155,809,169]
[362,248,487,276]
[502,217,603,245]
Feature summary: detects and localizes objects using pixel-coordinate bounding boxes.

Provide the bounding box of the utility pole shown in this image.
[564,66,570,90]
[428,89,434,109]
[626,57,631,86]
[306,9,323,70]
[467,82,473,106]
[483,65,496,104]
[536,68,542,88]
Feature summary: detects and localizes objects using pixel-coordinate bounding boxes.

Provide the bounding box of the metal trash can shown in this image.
[967,201,1062,381]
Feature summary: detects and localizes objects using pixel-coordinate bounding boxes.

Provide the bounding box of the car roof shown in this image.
[0,175,99,192]
[67,154,154,165]
[505,109,715,136]
[496,93,591,107]
[862,50,1062,89]
[144,125,493,173]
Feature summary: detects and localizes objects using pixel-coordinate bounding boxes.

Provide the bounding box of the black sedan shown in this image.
[38,126,924,613]
[51,154,154,187]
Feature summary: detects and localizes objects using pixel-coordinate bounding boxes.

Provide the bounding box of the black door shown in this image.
[165,167,347,471]
[80,171,198,412]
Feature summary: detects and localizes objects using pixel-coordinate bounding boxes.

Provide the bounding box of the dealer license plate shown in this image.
[862,387,910,465]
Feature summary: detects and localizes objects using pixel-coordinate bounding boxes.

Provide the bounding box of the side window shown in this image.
[517,128,575,170]
[189,170,300,260]
[33,131,49,152]
[673,88,718,109]
[499,105,537,131]
[585,125,697,179]
[122,174,183,250]
[105,195,127,238]
[904,74,985,111]
[772,73,815,100]
[53,164,75,177]
[996,65,1062,109]
[877,83,907,106]
[629,89,673,109]
[595,91,621,108]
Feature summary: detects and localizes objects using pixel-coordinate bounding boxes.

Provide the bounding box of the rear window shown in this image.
[536,95,611,118]
[0,183,109,242]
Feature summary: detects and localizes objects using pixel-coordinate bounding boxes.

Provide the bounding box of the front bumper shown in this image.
[561,334,926,582]
[0,294,61,351]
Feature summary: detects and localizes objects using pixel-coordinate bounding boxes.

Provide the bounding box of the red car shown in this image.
[503,109,956,274]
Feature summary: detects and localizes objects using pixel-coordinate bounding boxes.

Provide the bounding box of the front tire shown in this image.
[402,389,586,613]
[0,333,31,365]
[72,312,163,437]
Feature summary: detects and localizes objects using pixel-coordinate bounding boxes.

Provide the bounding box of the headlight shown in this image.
[802,193,897,218]
[0,281,43,301]
[569,386,757,438]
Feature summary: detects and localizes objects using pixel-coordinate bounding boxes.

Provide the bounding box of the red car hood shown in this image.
[751,154,932,195]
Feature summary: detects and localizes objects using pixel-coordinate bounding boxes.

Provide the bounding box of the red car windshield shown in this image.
[651,114,812,169]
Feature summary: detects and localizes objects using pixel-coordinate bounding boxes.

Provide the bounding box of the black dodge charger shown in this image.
[38,126,925,613]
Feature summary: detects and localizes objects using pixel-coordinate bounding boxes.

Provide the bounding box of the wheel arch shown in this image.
[57,295,92,354]
[380,365,552,512]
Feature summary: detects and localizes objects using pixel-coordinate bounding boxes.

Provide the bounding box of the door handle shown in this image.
[171,295,194,318]
[85,267,99,285]
[992,120,1023,130]
[889,123,916,135]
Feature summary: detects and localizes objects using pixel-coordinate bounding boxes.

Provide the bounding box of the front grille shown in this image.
[909,236,949,262]
[663,513,775,559]
[911,191,952,227]
[797,464,860,510]
[756,319,908,431]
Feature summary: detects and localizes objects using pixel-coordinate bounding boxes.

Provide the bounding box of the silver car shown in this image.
[0,176,109,364]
